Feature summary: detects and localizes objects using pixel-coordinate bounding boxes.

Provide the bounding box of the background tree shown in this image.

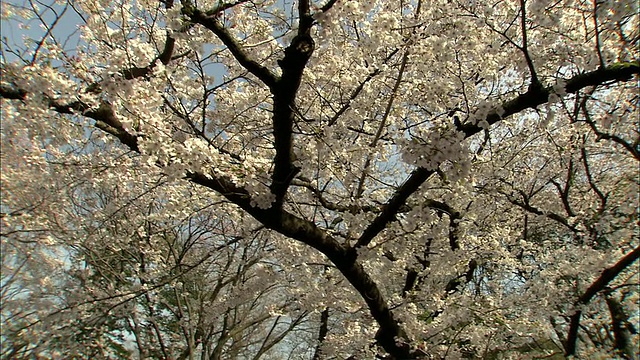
[1,128,314,358]
[1,0,638,358]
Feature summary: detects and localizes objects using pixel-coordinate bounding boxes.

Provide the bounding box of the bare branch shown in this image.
[29,0,69,65]
[355,52,409,200]
[327,49,399,126]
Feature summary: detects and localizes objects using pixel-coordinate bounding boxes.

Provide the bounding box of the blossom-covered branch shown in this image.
[358,62,639,249]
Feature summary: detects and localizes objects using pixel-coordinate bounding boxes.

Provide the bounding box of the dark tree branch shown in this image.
[592,0,606,69]
[291,178,379,214]
[328,49,399,126]
[500,189,580,233]
[422,199,463,251]
[266,3,316,208]
[605,293,634,359]
[580,143,607,214]
[319,0,339,13]
[312,308,329,360]
[206,0,251,14]
[445,259,478,294]
[398,198,462,298]
[550,159,575,217]
[106,0,181,82]
[298,0,313,35]
[518,0,542,90]
[355,52,409,200]
[88,104,140,152]
[185,5,278,89]
[402,269,419,298]
[403,237,432,297]
[457,61,639,137]
[0,85,27,100]
[564,245,640,356]
[580,100,640,161]
[356,167,435,249]
[121,34,176,80]
[185,0,316,208]
[186,178,415,358]
[261,212,413,358]
[0,86,140,152]
[576,246,640,311]
[29,0,68,65]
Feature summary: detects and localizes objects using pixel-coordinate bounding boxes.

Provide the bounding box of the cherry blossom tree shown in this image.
[1,0,638,358]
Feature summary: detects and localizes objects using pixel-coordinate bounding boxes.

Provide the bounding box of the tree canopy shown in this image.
[1,0,638,358]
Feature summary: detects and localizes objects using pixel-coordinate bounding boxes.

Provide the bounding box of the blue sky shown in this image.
[2,0,85,63]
